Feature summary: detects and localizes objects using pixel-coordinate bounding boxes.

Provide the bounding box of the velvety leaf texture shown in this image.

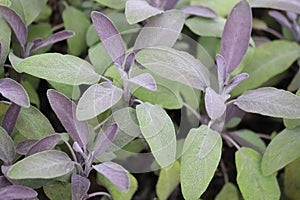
[17,53,100,85]
[0,126,15,165]
[215,183,239,200]
[250,0,300,14]
[225,73,249,94]
[71,174,90,200]
[261,127,300,176]
[220,1,252,74]
[2,103,21,136]
[94,124,118,157]
[164,0,179,10]
[16,139,37,155]
[235,87,300,119]
[0,78,29,107]
[205,87,226,120]
[180,125,222,200]
[93,162,130,192]
[0,185,37,199]
[136,46,210,90]
[8,150,74,179]
[91,11,126,67]
[180,5,218,18]
[0,5,27,48]
[76,83,123,121]
[0,15,11,66]
[236,148,280,200]
[129,73,157,91]
[47,89,90,148]
[125,0,163,24]
[284,158,300,200]
[136,102,177,168]
[134,10,185,50]
[26,134,61,156]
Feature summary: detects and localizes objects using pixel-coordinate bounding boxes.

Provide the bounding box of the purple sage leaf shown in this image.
[73,142,84,154]
[31,30,75,53]
[94,124,118,158]
[180,5,218,18]
[129,73,157,91]
[225,73,249,94]
[163,0,179,10]
[16,139,37,155]
[0,185,37,199]
[216,54,227,91]
[220,1,252,74]
[26,134,62,156]
[47,89,90,149]
[250,0,300,14]
[205,87,226,120]
[0,42,2,61]
[0,176,10,188]
[91,11,126,67]
[71,174,90,200]
[0,78,30,107]
[93,162,130,192]
[225,102,245,125]
[124,52,135,72]
[287,12,298,21]
[269,11,292,30]
[0,127,15,165]
[0,6,28,48]
[2,103,21,136]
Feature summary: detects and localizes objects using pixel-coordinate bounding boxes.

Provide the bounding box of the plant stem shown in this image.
[64,140,78,163]
[87,192,112,199]
[220,160,229,183]
[222,133,241,150]
[257,133,272,140]
[181,102,201,121]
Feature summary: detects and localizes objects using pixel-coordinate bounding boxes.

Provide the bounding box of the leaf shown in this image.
[125,0,163,24]
[229,130,266,154]
[71,174,90,200]
[220,1,252,74]
[249,0,300,14]
[16,106,55,139]
[31,30,74,53]
[235,87,300,119]
[26,134,62,156]
[0,17,11,66]
[8,150,74,179]
[134,10,185,51]
[43,180,71,200]
[16,139,37,155]
[283,89,300,129]
[0,78,30,107]
[191,0,239,17]
[205,87,226,120]
[180,125,222,200]
[164,0,179,10]
[95,0,125,9]
[0,126,15,165]
[236,147,280,200]
[0,5,27,47]
[17,53,100,85]
[261,127,300,176]
[268,11,292,31]
[180,5,218,18]
[136,46,210,90]
[91,11,126,67]
[47,89,89,148]
[93,162,129,192]
[10,0,47,25]
[62,6,91,56]
[0,185,37,199]
[2,103,21,135]
[76,83,123,121]
[232,41,300,96]
[156,160,180,200]
[136,102,176,168]
[225,73,249,94]
[97,171,137,200]
[185,16,226,37]
[284,157,300,200]
[48,81,80,100]
[94,124,118,157]
[129,73,157,91]
[215,183,239,200]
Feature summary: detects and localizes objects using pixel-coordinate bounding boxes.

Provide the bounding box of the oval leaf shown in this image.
[235,87,300,119]
[26,134,62,156]
[236,147,280,200]
[0,127,15,165]
[0,17,11,66]
[2,103,21,136]
[136,46,210,91]
[76,83,123,121]
[91,11,126,67]
[185,17,226,37]
[136,102,177,168]
[220,1,252,74]
[0,78,29,107]
[261,127,300,176]
[0,185,37,199]
[94,124,118,157]
[71,174,90,200]
[180,125,222,200]
[0,5,27,47]
[8,150,74,179]
[205,87,226,120]
[215,183,239,200]
[125,0,163,24]
[250,0,300,14]
[16,53,100,85]
[129,73,157,91]
[134,10,185,50]
[93,162,129,192]
[47,89,89,148]
[180,5,218,18]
